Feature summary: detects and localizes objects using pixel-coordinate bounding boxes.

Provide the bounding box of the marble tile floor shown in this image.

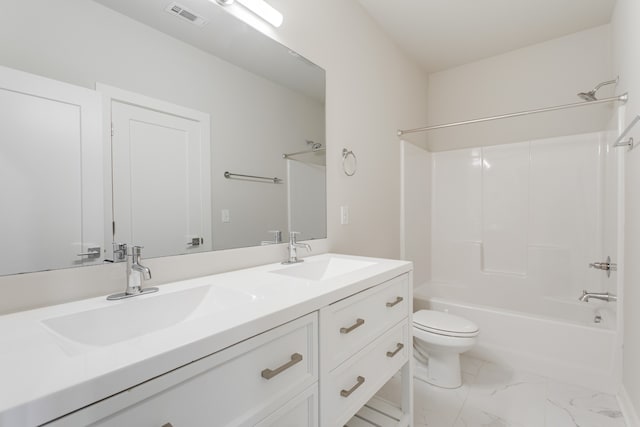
[377,355,626,427]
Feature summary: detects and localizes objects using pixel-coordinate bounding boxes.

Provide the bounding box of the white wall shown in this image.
[0,0,429,314]
[425,25,613,152]
[612,0,640,421]
[267,0,429,258]
[401,141,431,287]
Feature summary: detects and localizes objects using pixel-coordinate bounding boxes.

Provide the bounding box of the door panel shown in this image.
[110,96,211,258]
[0,66,102,275]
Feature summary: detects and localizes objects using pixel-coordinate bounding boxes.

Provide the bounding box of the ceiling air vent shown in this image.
[165,2,208,26]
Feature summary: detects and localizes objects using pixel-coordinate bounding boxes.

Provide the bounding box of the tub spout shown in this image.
[579,290,617,303]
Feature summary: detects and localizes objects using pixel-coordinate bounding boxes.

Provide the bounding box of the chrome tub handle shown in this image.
[261,353,303,380]
[340,318,365,334]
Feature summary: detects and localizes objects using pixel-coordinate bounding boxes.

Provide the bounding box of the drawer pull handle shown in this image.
[161,424,173,427]
[261,353,303,380]
[340,318,365,334]
[386,342,404,358]
[340,376,365,397]
[386,296,404,308]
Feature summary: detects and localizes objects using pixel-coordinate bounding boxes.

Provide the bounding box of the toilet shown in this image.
[412,309,479,389]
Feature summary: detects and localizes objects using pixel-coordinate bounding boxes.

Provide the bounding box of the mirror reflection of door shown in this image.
[101,85,211,259]
[0,66,103,276]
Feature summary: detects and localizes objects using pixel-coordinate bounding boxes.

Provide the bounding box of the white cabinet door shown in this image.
[105,85,211,258]
[0,66,102,275]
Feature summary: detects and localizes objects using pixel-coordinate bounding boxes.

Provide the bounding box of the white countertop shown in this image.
[0,253,411,426]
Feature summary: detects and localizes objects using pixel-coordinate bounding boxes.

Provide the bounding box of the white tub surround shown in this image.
[0,254,413,427]
[431,132,619,311]
[426,131,622,392]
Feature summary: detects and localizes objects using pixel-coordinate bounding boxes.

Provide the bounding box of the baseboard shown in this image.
[618,385,640,427]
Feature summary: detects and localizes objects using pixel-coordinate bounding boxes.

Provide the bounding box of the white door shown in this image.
[102,85,211,259]
[0,66,102,276]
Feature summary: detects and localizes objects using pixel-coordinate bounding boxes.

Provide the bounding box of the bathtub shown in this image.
[414,286,620,393]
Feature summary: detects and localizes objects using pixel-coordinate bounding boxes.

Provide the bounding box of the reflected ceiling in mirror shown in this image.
[0,0,326,276]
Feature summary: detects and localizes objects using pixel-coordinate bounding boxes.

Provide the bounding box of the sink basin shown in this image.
[42,285,254,350]
[271,256,376,281]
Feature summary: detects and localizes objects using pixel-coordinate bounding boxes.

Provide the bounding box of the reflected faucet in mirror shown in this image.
[261,230,282,245]
[107,246,158,301]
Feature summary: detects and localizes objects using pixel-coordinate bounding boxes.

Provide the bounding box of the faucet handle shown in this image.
[289,231,300,243]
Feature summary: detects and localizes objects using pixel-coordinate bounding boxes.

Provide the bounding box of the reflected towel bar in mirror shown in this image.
[282,147,326,159]
[224,171,282,183]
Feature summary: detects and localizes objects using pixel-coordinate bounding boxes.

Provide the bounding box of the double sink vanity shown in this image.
[0,254,413,427]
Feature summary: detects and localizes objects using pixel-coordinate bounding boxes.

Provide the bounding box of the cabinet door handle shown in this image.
[340,376,365,397]
[340,318,365,334]
[261,353,303,380]
[386,296,403,308]
[386,342,404,358]
[161,424,173,427]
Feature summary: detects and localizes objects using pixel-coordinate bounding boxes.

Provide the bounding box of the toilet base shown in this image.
[413,350,463,389]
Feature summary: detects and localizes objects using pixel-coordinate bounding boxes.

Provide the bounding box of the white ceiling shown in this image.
[357,0,617,73]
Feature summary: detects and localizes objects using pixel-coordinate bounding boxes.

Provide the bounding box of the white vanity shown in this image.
[0,254,412,427]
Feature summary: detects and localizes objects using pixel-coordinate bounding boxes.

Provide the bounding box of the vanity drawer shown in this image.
[322,320,409,427]
[47,312,318,427]
[255,384,318,427]
[320,273,409,370]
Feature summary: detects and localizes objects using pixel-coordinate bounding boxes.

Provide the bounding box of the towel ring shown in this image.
[342,148,357,176]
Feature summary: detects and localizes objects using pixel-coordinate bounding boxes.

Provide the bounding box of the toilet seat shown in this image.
[413,310,479,338]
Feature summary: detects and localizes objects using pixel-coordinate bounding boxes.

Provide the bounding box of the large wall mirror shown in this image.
[0,0,326,276]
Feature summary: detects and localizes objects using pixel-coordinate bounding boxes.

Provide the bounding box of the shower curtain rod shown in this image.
[397,93,628,136]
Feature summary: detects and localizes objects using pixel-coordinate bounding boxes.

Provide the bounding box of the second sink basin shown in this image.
[42,285,255,352]
[271,256,376,281]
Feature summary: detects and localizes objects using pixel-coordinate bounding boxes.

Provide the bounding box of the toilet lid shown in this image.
[413,310,479,336]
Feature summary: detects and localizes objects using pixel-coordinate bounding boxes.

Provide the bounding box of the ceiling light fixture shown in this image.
[215,0,283,27]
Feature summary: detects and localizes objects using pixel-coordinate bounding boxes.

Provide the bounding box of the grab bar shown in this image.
[224,171,282,183]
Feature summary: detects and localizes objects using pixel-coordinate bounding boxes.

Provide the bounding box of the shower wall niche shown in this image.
[429,131,618,316]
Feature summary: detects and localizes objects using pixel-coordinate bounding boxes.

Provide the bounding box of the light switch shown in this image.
[221,209,230,223]
[340,206,349,225]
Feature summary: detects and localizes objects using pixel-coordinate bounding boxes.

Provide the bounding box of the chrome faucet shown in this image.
[107,245,158,300]
[579,290,617,303]
[282,231,311,264]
